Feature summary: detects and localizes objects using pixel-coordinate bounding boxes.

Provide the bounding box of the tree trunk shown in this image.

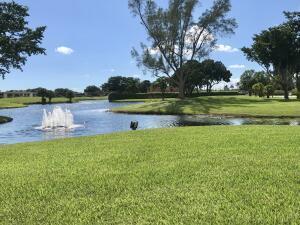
[178,72,185,100]
[281,69,289,100]
[296,75,300,100]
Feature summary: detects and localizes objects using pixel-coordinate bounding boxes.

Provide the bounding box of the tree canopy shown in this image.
[129,0,237,98]
[84,85,102,97]
[0,1,46,79]
[242,11,300,99]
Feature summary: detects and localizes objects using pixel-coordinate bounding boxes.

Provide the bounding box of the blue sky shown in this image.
[1,0,299,92]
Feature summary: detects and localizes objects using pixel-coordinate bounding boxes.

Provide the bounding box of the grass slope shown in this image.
[113,96,300,117]
[0,126,299,224]
[0,96,107,109]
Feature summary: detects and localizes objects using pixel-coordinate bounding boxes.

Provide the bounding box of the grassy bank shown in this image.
[0,126,299,224]
[113,96,300,118]
[0,115,13,124]
[0,96,107,109]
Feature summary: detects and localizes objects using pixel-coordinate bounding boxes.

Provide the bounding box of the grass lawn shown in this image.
[0,96,107,109]
[0,126,299,224]
[113,96,300,118]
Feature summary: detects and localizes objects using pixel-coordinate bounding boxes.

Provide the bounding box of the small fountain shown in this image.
[40,106,81,130]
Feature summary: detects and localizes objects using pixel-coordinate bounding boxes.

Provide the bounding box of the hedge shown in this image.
[108,91,244,102]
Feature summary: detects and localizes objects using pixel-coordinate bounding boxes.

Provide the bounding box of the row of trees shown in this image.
[28,88,75,104]
[242,11,300,100]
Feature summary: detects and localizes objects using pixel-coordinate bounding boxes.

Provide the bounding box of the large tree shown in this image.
[242,12,299,100]
[0,1,46,79]
[129,0,237,99]
[84,85,101,97]
[201,59,232,92]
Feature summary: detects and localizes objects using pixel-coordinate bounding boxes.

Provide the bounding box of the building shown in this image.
[0,91,36,98]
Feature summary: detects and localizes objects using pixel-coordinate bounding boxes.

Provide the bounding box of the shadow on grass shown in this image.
[157,96,297,115]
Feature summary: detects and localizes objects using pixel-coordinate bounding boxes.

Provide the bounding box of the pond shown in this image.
[0,100,299,145]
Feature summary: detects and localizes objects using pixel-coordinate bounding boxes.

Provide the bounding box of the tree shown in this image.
[240,70,271,96]
[101,76,140,94]
[252,83,264,97]
[84,85,101,96]
[129,0,237,99]
[174,60,204,96]
[54,88,69,97]
[139,80,151,93]
[264,84,274,98]
[154,77,168,100]
[240,70,256,95]
[0,1,46,79]
[201,59,232,92]
[242,12,300,100]
[36,88,48,104]
[46,90,55,103]
[65,90,74,103]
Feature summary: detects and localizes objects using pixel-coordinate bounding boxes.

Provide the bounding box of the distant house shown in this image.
[0,91,36,98]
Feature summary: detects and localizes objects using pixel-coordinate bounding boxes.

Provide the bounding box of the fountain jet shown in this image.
[41,106,78,129]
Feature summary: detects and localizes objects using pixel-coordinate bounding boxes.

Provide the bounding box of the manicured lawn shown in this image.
[113,96,300,117]
[0,126,299,224]
[0,115,13,124]
[0,96,107,109]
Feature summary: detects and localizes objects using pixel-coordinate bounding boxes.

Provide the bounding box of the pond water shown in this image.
[0,100,299,145]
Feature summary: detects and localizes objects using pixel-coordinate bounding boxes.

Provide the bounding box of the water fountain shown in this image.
[40,106,80,129]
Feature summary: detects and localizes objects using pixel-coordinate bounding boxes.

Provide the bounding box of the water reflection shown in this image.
[0,100,299,145]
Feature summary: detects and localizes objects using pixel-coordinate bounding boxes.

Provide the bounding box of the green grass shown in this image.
[0,96,107,109]
[0,126,299,224]
[0,115,12,124]
[113,96,300,117]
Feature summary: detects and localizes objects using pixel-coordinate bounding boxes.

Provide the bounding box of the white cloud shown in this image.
[55,46,74,55]
[214,44,239,53]
[228,64,245,69]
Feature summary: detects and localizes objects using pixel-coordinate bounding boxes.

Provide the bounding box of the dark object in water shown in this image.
[130,121,139,130]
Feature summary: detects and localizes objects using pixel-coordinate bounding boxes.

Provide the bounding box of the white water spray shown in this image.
[40,106,80,129]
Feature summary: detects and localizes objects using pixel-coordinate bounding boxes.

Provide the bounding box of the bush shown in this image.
[273,90,285,96]
[108,91,244,102]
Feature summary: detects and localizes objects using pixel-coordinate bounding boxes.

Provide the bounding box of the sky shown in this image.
[1,0,299,92]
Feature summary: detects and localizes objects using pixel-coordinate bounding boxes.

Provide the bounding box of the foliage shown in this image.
[242,11,300,100]
[129,0,237,98]
[201,59,232,92]
[154,77,168,100]
[0,1,46,79]
[264,85,274,98]
[252,83,265,97]
[36,88,48,104]
[54,88,70,97]
[46,90,55,103]
[65,90,75,103]
[138,80,151,93]
[240,70,271,96]
[84,85,102,97]
[102,76,140,94]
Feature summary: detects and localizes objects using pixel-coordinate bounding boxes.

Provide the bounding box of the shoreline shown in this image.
[112,109,300,119]
[0,116,13,124]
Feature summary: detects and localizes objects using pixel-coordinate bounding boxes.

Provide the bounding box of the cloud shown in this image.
[228,64,245,69]
[214,44,239,53]
[55,46,74,55]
